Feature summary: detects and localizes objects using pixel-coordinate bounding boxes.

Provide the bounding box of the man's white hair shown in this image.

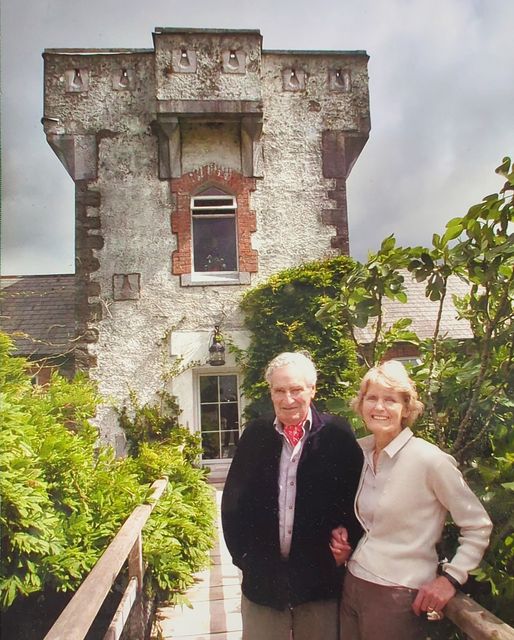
[264,351,317,387]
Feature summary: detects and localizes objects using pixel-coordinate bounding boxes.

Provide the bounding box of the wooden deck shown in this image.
[152,487,243,640]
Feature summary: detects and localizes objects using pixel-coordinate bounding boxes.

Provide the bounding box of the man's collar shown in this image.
[274,407,313,433]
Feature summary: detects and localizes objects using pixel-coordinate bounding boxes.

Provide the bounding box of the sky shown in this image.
[1,0,513,275]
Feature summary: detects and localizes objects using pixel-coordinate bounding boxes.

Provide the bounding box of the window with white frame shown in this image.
[199,374,240,459]
[192,188,238,273]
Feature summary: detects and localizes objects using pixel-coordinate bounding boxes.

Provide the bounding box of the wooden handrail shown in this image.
[446,592,514,640]
[44,478,168,640]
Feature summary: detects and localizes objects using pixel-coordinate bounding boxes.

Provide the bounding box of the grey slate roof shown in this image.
[354,272,473,344]
[0,274,76,358]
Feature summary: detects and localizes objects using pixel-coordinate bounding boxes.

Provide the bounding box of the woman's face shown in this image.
[361,381,407,442]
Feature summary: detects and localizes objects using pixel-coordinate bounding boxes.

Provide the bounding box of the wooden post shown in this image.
[128,533,143,589]
[127,533,145,639]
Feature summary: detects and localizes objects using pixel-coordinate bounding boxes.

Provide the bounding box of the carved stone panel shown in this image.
[113,274,141,301]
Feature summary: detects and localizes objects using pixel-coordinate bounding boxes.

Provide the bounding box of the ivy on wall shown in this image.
[235,255,362,419]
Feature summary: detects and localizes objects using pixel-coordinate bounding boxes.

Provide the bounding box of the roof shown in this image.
[154,27,262,35]
[0,274,76,358]
[354,272,473,344]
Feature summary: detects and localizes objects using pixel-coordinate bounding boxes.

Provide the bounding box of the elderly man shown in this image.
[221,352,363,640]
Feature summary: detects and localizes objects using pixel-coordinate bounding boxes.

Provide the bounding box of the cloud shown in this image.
[1,0,513,272]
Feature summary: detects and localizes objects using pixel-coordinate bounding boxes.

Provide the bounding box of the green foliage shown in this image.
[237,256,361,418]
[0,332,215,612]
[132,443,215,603]
[317,235,419,367]
[118,389,182,454]
[317,158,514,624]
[0,333,142,607]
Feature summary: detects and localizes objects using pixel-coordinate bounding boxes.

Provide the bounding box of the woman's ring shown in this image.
[427,610,443,621]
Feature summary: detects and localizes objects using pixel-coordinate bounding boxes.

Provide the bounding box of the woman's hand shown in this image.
[330,526,352,566]
[411,576,457,619]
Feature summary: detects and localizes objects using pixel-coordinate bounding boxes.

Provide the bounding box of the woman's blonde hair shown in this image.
[351,360,424,427]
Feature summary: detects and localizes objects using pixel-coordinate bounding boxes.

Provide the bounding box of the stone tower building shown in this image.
[42,28,370,463]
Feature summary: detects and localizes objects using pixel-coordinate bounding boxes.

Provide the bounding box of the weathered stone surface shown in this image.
[42,29,370,443]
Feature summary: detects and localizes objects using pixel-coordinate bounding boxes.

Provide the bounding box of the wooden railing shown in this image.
[42,474,514,640]
[446,592,514,640]
[44,478,168,640]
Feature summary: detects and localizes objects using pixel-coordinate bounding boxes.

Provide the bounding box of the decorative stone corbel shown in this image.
[322,130,368,179]
[241,115,264,178]
[151,115,181,180]
[45,133,98,181]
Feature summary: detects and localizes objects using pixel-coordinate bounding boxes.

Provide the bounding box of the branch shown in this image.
[425,276,448,445]
[453,397,498,461]
[370,292,383,365]
[452,272,512,453]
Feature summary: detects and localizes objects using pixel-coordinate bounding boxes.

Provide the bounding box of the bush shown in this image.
[0,332,215,615]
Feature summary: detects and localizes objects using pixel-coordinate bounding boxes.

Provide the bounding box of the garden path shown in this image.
[152,486,243,640]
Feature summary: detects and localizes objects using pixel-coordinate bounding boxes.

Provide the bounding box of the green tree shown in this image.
[319,158,514,622]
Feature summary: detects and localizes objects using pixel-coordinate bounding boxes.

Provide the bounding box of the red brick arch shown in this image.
[170,164,258,276]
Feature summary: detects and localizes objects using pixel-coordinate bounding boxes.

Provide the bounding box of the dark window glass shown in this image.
[193,217,237,272]
[200,376,218,403]
[199,375,240,459]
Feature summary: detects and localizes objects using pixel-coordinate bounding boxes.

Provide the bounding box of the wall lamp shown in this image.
[208,325,226,366]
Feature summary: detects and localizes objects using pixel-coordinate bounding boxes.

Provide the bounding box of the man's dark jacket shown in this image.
[221,405,363,610]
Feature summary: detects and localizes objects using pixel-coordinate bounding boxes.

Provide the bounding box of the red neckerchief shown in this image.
[283,420,305,448]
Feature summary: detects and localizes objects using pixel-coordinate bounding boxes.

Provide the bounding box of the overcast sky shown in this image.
[1,0,513,275]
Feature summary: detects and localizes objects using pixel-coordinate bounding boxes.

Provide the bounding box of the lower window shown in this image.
[199,374,240,459]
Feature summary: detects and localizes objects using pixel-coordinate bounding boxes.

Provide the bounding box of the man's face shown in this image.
[269,364,316,425]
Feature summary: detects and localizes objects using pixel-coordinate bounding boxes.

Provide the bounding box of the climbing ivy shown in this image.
[236,255,361,418]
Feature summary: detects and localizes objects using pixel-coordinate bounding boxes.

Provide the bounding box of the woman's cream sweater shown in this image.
[350,429,492,588]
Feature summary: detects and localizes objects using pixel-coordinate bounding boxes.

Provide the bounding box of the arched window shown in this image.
[170,164,258,286]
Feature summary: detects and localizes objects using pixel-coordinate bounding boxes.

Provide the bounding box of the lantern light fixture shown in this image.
[208,325,226,366]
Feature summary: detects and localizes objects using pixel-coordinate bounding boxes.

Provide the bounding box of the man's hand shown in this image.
[411,575,456,619]
[330,526,352,566]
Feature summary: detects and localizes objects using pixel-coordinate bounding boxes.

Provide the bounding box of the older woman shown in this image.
[331,360,492,640]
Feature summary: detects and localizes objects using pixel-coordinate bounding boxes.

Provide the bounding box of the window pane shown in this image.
[193,198,234,208]
[202,432,220,459]
[220,403,239,430]
[193,218,237,272]
[200,376,218,403]
[219,375,238,402]
[200,405,219,432]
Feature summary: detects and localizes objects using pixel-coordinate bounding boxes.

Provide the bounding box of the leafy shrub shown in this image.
[0,332,215,613]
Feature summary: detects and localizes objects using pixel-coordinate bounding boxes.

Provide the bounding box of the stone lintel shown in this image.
[156,99,263,116]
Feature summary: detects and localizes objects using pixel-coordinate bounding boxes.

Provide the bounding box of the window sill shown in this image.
[180,271,252,287]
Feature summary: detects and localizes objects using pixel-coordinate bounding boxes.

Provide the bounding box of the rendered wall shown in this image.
[42,29,370,449]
